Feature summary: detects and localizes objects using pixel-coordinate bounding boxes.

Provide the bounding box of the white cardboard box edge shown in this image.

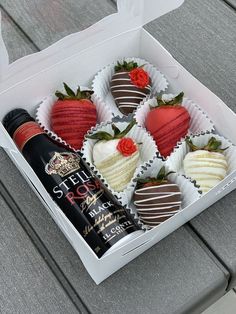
[0,0,236,284]
[0,0,184,89]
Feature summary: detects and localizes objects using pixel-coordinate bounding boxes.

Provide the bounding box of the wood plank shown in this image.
[145,0,236,110]
[144,0,236,289]
[223,0,236,10]
[0,180,90,313]
[0,194,79,314]
[0,145,229,313]
[0,0,116,50]
[0,8,37,62]
[0,0,234,312]
[190,190,236,290]
[0,8,89,313]
[0,7,82,313]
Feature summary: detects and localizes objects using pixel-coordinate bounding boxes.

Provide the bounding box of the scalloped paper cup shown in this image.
[122,157,200,229]
[81,120,158,200]
[92,57,169,118]
[35,86,113,151]
[134,95,215,135]
[166,133,236,193]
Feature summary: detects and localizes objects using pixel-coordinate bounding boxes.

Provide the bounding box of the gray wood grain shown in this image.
[0,195,79,314]
[0,8,37,62]
[0,0,235,312]
[190,190,236,290]
[0,8,87,314]
[145,0,236,111]
[224,0,236,9]
[144,0,236,289]
[0,0,115,50]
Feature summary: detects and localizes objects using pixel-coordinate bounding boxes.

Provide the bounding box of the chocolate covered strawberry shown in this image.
[184,137,228,193]
[87,120,140,192]
[110,61,151,115]
[134,167,181,227]
[51,83,97,150]
[145,92,190,158]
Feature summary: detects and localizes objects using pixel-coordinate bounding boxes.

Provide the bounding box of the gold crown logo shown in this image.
[45,152,80,177]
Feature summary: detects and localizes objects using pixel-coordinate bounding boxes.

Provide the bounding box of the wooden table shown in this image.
[0,1,235,313]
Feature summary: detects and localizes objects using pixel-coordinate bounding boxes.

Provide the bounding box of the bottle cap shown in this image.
[3,108,34,137]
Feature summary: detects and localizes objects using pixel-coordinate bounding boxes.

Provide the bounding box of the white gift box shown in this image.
[0,0,236,284]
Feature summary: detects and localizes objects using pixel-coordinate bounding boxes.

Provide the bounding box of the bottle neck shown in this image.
[13,121,45,151]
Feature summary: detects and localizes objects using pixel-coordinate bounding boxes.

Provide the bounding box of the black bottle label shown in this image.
[6,114,140,258]
[45,151,138,257]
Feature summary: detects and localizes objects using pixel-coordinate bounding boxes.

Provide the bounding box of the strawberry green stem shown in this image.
[114,61,139,72]
[136,166,175,188]
[155,92,184,107]
[186,136,228,153]
[87,119,136,141]
[55,82,94,101]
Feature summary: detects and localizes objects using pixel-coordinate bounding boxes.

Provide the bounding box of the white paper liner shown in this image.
[134,95,215,135]
[166,132,236,193]
[92,57,169,118]
[121,157,200,229]
[81,120,158,200]
[35,86,113,151]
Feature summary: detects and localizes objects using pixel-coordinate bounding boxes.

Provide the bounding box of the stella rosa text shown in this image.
[3,109,140,257]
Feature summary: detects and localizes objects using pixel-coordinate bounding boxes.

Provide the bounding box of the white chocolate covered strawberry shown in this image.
[88,121,140,192]
[184,137,228,193]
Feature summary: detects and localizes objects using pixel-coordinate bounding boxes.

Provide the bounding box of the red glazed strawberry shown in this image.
[145,92,190,158]
[51,83,97,150]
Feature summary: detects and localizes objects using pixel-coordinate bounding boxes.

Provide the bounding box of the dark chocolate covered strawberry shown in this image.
[51,83,97,150]
[134,167,182,227]
[145,92,190,158]
[110,61,151,115]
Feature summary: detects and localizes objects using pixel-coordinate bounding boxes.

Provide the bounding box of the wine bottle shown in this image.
[3,109,141,258]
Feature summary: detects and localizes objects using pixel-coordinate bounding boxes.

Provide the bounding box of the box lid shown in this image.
[0,0,184,90]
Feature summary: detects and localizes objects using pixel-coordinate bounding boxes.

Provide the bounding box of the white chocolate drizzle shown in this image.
[110,70,151,113]
[134,182,182,227]
[184,150,228,193]
[93,139,140,192]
